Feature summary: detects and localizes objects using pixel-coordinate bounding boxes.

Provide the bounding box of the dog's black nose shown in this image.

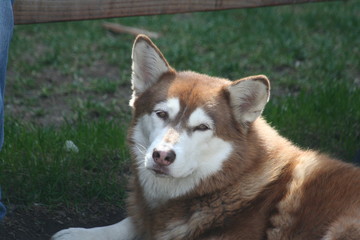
[152,148,176,166]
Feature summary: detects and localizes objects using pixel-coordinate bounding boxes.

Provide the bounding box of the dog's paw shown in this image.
[51,228,99,240]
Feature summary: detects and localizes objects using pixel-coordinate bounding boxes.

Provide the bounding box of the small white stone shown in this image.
[64,140,79,153]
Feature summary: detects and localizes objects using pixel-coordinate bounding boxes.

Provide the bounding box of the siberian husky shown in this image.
[52,35,360,240]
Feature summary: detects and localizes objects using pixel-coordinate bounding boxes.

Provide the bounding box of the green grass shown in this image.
[0,119,130,206]
[1,1,359,207]
[265,83,360,160]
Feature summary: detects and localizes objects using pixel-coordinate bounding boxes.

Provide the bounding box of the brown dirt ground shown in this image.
[5,61,132,126]
[0,203,126,240]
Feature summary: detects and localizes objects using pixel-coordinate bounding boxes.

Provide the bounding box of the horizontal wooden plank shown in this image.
[14,0,336,25]
[102,22,161,39]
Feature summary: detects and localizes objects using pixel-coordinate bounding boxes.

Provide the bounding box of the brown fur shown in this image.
[127,36,360,240]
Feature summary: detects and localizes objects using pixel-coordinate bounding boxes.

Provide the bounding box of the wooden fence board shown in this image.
[14,0,336,25]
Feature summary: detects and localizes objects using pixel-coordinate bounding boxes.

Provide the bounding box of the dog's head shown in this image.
[128,35,270,203]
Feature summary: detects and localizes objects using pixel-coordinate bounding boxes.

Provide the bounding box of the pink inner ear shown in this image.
[239,101,252,112]
[238,89,258,112]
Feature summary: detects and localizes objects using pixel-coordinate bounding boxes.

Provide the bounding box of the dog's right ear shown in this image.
[130,35,173,106]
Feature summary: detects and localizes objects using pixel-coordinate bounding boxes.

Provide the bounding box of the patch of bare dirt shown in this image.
[5,60,132,126]
[0,204,126,240]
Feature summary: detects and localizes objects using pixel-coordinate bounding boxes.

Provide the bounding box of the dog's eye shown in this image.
[194,124,210,131]
[155,111,168,120]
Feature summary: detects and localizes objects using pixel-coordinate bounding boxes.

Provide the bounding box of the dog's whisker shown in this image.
[135,143,147,154]
[135,142,146,150]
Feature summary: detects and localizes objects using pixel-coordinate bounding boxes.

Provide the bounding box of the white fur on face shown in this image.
[188,108,214,130]
[153,98,180,120]
[131,101,233,207]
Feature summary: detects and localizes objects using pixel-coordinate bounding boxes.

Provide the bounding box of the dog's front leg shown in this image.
[51,217,138,240]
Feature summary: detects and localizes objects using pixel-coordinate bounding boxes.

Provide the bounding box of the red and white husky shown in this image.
[52,35,360,240]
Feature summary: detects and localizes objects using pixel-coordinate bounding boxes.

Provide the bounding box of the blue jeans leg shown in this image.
[0,188,5,220]
[0,0,14,221]
[0,0,14,151]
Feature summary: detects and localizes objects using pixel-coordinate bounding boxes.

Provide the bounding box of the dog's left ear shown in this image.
[130,35,173,106]
[227,75,270,124]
